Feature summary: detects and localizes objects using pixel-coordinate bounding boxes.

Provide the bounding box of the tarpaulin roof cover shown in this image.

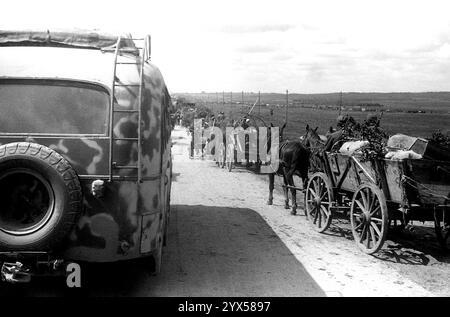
[0,29,137,52]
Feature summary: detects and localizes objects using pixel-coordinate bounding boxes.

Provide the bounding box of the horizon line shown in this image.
[172,91,450,95]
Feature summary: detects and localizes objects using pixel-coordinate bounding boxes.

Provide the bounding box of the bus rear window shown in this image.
[0,81,109,134]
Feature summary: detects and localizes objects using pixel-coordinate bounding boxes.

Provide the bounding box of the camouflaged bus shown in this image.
[0,30,173,282]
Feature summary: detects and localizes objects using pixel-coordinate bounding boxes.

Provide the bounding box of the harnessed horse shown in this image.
[302,125,329,172]
[267,123,310,215]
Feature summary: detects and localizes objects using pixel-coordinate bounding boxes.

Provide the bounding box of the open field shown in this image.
[174,92,450,139]
[176,92,450,113]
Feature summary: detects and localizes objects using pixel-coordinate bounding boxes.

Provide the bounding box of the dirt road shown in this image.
[167,126,449,297]
[1,126,449,297]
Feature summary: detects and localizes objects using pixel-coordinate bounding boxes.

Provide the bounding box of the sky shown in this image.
[2,0,450,93]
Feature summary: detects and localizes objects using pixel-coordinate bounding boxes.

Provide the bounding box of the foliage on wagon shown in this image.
[429,130,450,149]
[180,105,214,129]
[338,114,388,161]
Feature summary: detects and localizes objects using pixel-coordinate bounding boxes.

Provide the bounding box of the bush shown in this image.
[429,130,450,149]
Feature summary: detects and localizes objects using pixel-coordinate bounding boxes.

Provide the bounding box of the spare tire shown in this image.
[0,142,82,251]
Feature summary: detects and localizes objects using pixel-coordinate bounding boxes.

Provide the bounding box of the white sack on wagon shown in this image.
[386,134,428,155]
[385,150,423,160]
[386,133,450,161]
[339,140,369,155]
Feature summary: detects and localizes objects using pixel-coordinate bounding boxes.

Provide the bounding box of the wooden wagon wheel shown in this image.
[305,172,334,233]
[434,202,450,250]
[350,183,389,254]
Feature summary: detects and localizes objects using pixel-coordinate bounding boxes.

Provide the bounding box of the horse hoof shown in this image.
[284,205,290,210]
[291,210,297,215]
[267,200,273,205]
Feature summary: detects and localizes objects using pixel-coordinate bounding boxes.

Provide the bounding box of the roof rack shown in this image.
[0,30,147,57]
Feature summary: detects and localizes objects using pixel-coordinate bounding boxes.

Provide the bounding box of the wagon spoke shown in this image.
[313,179,320,195]
[360,190,368,210]
[354,220,364,231]
[352,212,363,220]
[314,208,322,228]
[320,180,326,198]
[308,188,319,200]
[368,191,375,213]
[312,206,319,224]
[371,217,383,223]
[359,223,368,243]
[355,200,366,213]
[312,179,317,192]
[370,222,382,238]
[366,228,372,249]
[320,205,329,217]
[317,208,323,227]
[369,225,377,245]
[370,205,381,217]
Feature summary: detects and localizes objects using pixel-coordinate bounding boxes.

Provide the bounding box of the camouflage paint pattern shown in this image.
[0,46,172,262]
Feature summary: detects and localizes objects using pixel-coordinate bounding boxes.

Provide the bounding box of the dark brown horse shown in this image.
[302,124,327,150]
[267,123,310,215]
[302,124,332,172]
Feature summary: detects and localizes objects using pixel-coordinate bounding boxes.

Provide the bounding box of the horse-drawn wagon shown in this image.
[304,130,450,254]
[224,114,268,172]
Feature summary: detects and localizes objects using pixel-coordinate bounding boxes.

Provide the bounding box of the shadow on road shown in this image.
[0,205,325,297]
[319,215,450,266]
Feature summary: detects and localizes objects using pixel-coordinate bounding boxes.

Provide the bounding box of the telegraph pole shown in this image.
[258,90,261,115]
[285,89,289,125]
[216,91,219,106]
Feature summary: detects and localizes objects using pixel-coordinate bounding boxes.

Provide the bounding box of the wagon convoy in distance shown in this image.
[0,30,173,283]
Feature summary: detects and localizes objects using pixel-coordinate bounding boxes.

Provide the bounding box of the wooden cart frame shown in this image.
[305,151,450,254]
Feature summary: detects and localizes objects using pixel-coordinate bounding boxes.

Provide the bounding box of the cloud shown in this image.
[271,53,294,61]
[407,40,450,54]
[299,23,319,31]
[219,24,295,34]
[237,44,277,53]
